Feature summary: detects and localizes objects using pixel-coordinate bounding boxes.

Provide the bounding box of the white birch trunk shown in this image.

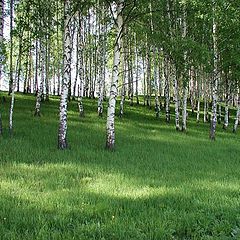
[34,40,45,116]
[196,71,201,123]
[0,0,3,136]
[218,103,222,124]
[146,43,151,108]
[143,56,146,106]
[135,34,139,105]
[181,5,188,132]
[119,36,127,118]
[210,0,218,140]
[78,84,84,117]
[203,75,208,123]
[164,56,170,123]
[73,17,79,101]
[119,32,128,117]
[34,39,38,95]
[97,7,106,117]
[9,84,15,136]
[153,47,160,118]
[223,83,229,129]
[173,67,180,130]
[233,91,240,133]
[0,0,4,85]
[58,0,72,149]
[45,37,50,101]
[9,59,18,136]
[77,12,84,117]
[106,0,124,150]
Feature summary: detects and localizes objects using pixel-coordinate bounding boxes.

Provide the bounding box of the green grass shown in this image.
[0,93,240,240]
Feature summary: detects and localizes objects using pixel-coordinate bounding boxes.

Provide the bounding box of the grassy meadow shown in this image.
[0,93,240,239]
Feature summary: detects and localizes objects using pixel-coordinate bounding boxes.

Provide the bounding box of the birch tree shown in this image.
[58,0,72,149]
[106,0,124,150]
[0,0,4,135]
[209,0,218,140]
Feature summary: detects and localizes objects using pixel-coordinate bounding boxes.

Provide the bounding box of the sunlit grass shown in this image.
[0,93,240,239]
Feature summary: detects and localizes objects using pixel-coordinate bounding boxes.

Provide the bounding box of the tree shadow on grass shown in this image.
[0,175,239,240]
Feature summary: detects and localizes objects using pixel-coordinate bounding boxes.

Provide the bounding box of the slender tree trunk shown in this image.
[9,60,18,135]
[181,5,188,132]
[78,14,84,117]
[45,37,50,101]
[73,16,79,101]
[146,49,151,108]
[53,67,56,95]
[34,39,38,95]
[143,56,146,106]
[0,0,3,135]
[78,84,84,117]
[203,75,208,123]
[97,8,106,117]
[218,103,222,124]
[0,112,2,136]
[164,56,170,123]
[9,81,15,136]
[158,49,163,110]
[58,0,71,149]
[16,36,23,92]
[223,77,229,130]
[56,0,61,96]
[210,1,218,140]
[0,0,4,87]
[153,47,160,118]
[174,68,180,130]
[119,36,127,117]
[135,34,139,105]
[34,40,45,116]
[196,71,201,123]
[23,56,29,94]
[233,90,240,133]
[67,17,75,102]
[129,39,134,106]
[8,0,14,95]
[182,82,188,131]
[190,68,196,115]
[106,0,124,150]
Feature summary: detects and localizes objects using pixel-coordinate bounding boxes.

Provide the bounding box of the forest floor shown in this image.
[0,93,240,240]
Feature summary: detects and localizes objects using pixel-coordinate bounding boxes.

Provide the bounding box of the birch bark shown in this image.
[106,0,124,150]
[58,0,72,149]
[210,1,218,140]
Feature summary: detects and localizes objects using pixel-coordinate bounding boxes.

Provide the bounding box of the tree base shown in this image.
[34,110,41,117]
[58,139,68,150]
[105,142,115,151]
